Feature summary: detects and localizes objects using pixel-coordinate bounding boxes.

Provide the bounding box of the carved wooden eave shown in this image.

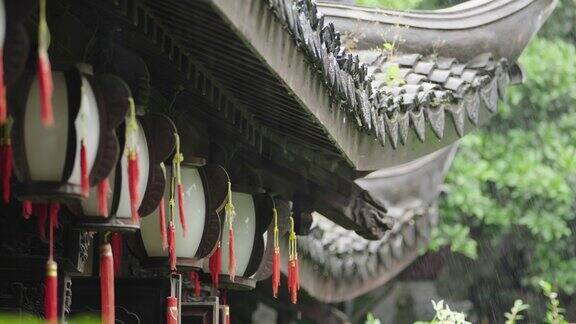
[292,145,457,302]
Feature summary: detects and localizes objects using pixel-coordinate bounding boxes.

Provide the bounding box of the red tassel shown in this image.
[296,259,300,290]
[288,259,299,304]
[0,49,6,124]
[35,203,48,241]
[168,221,176,271]
[110,233,123,276]
[100,243,115,324]
[272,248,280,298]
[80,140,89,197]
[287,259,293,291]
[98,179,109,217]
[189,271,201,298]
[166,296,178,324]
[177,183,187,236]
[228,228,236,281]
[0,141,4,188]
[22,201,33,219]
[38,50,53,127]
[45,260,58,324]
[128,151,140,222]
[288,259,296,304]
[209,242,221,288]
[159,197,168,250]
[2,140,12,203]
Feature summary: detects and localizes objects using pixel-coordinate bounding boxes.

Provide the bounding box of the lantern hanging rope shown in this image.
[1,119,13,203]
[272,203,281,298]
[172,133,187,236]
[37,0,54,127]
[125,98,140,222]
[225,181,236,282]
[288,215,299,304]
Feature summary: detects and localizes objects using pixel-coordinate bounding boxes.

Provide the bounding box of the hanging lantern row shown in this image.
[0,3,305,323]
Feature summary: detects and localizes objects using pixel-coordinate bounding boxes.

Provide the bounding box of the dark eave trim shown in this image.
[207,0,355,165]
[296,207,438,302]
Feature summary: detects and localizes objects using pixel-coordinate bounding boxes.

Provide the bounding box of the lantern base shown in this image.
[199,273,256,291]
[142,257,203,271]
[13,182,84,203]
[72,216,140,233]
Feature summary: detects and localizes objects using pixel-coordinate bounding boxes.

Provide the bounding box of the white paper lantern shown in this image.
[11,68,122,202]
[71,113,177,232]
[141,165,206,260]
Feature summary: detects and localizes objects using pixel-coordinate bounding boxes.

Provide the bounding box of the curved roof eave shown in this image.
[294,145,456,302]
[318,0,557,62]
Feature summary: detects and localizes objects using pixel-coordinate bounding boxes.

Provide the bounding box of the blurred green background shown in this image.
[353,0,576,322]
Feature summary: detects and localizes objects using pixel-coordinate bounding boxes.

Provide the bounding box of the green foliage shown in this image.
[365,313,382,324]
[538,0,576,42]
[383,64,406,87]
[430,35,576,297]
[421,0,576,319]
[413,300,470,324]
[504,299,530,324]
[0,314,99,324]
[540,281,569,324]
[497,38,576,125]
[413,288,566,324]
[353,0,576,320]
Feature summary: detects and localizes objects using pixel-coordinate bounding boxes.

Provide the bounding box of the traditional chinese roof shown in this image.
[258,0,555,170]
[292,145,456,302]
[85,0,553,238]
[358,51,509,148]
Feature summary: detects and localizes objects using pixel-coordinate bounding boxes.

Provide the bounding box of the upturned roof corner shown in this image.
[209,0,556,171]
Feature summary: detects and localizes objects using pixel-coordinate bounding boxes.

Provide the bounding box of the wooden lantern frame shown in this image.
[129,163,229,270]
[11,69,129,203]
[211,190,273,291]
[71,113,176,232]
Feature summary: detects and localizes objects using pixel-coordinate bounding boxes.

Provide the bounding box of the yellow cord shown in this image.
[273,207,279,250]
[289,215,297,260]
[225,181,235,229]
[172,133,183,184]
[126,98,138,156]
[38,0,50,51]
